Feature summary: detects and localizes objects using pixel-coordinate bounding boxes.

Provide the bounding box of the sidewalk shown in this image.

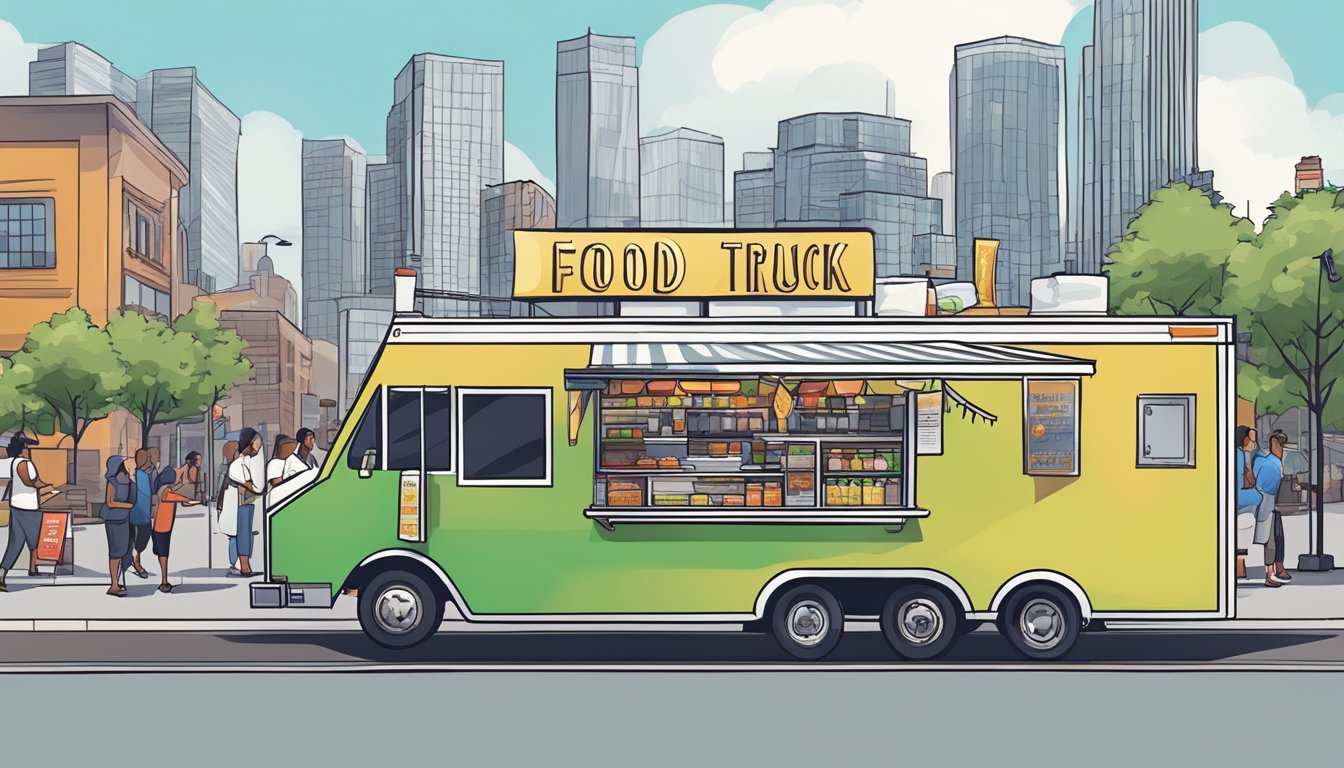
[0,505,358,630]
[1234,501,1344,620]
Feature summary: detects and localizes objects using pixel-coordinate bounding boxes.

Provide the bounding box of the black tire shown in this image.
[770,584,844,660]
[880,585,959,660]
[357,569,444,650]
[998,584,1081,661]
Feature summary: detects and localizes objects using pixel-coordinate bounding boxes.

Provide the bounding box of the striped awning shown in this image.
[571,341,1095,379]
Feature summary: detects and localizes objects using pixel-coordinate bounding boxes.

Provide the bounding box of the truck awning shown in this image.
[569,341,1096,380]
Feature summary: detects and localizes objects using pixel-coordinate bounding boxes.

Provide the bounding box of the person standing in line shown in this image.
[1254,430,1292,587]
[216,441,240,574]
[150,454,201,594]
[228,428,264,578]
[295,428,320,471]
[0,433,59,592]
[1235,426,1262,514]
[125,448,155,579]
[101,456,136,597]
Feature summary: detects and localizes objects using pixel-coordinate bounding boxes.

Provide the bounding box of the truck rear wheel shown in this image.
[880,585,959,660]
[770,584,844,660]
[998,584,1081,661]
[358,569,444,650]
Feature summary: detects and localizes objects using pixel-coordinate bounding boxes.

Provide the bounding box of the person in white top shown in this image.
[222,428,264,578]
[1,433,59,591]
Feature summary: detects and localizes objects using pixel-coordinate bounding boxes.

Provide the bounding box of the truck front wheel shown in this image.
[997,584,1081,661]
[358,569,444,650]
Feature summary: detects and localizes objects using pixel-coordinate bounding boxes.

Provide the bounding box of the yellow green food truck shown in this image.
[253,230,1235,661]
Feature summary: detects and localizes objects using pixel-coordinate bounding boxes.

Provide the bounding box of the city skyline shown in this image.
[2,2,1344,297]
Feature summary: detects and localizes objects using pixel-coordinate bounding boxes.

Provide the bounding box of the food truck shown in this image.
[253,230,1235,661]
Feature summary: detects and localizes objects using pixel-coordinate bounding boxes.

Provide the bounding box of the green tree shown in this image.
[10,308,128,483]
[1106,182,1255,315]
[173,302,253,487]
[0,356,55,436]
[108,311,200,446]
[1224,189,1344,557]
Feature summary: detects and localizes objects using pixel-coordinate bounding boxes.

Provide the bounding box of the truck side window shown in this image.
[346,388,383,470]
[424,389,452,471]
[386,388,422,470]
[458,389,552,485]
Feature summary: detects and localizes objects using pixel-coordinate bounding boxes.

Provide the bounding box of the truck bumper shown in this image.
[250,580,333,609]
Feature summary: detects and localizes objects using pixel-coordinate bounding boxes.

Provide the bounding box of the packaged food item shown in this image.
[828,450,844,471]
[863,479,880,506]
[647,380,677,395]
[849,454,863,471]
[653,494,690,506]
[764,482,783,507]
[691,494,711,506]
[637,396,654,408]
[825,479,841,506]
[885,480,903,506]
[657,456,680,469]
[620,380,644,395]
[709,442,730,457]
[833,479,848,506]
[673,419,686,433]
[862,452,875,471]
[636,457,658,468]
[787,474,813,492]
[608,481,643,507]
[874,454,889,471]
[845,479,862,506]
[747,483,763,506]
[723,494,745,506]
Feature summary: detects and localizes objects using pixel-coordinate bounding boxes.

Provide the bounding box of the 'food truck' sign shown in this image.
[512,230,876,299]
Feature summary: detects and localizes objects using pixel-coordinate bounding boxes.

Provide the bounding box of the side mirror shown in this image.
[358,449,378,479]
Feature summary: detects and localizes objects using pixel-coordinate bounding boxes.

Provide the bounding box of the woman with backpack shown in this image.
[102,455,136,597]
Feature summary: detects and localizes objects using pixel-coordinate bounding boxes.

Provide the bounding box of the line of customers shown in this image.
[1236,426,1293,588]
[216,427,317,579]
[103,449,203,596]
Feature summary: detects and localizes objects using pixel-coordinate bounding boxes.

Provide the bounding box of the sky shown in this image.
[2,0,1343,291]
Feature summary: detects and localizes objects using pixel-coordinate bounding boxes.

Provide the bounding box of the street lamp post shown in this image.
[1299,249,1341,572]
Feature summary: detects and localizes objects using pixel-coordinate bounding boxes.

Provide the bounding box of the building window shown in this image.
[126,197,164,265]
[123,274,171,318]
[0,198,55,269]
[1137,395,1196,468]
[457,389,551,486]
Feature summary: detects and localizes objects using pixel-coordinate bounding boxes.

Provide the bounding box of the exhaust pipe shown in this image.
[393,268,418,314]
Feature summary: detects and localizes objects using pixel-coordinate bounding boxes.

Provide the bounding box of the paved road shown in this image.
[3,625,1344,668]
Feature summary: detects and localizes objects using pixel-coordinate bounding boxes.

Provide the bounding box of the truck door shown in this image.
[351,386,453,543]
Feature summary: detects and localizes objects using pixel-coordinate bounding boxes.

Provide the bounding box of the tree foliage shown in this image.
[9,308,128,482]
[1106,182,1255,316]
[107,311,200,445]
[0,356,55,436]
[173,302,253,417]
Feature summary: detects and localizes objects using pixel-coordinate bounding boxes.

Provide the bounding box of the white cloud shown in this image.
[641,0,1079,183]
[504,141,555,196]
[1197,22,1344,221]
[0,20,41,96]
[237,110,304,292]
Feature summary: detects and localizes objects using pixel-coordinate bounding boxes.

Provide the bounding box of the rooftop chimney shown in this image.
[393,268,418,314]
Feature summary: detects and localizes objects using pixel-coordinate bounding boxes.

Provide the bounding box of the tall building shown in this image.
[733,151,775,228]
[386,54,504,316]
[336,295,395,414]
[365,160,401,296]
[952,36,1067,306]
[639,128,724,227]
[480,181,557,317]
[929,171,955,236]
[1079,0,1198,271]
[28,42,137,106]
[301,138,368,344]
[1296,155,1325,194]
[1077,44,1095,273]
[758,112,944,277]
[556,32,640,228]
[136,67,241,294]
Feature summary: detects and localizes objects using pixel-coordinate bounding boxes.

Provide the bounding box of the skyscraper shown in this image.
[556,32,640,228]
[136,68,242,293]
[952,36,1067,306]
[639,128,724,227]
[929,171,955,236]
[386,54,504,316]
[480,181,557,317]
[1080,0,1198,271]
[733,152,776,228]
[764,112,944,277]
[28,42,137,106]
[301,138,367,344]
[365,160,401,296]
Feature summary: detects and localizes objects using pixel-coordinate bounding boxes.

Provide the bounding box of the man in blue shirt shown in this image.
[1253,431,1290,587]
[125,448,155,580]
[1235,426,1261,512]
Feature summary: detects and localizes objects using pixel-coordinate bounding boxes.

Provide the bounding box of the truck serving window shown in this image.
[457,389,552,486]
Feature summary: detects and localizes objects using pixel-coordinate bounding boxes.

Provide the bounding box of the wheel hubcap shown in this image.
[786,600,829,647]
[374,586,422,635]
[1019,598,1064,650]
[897,598,943,645]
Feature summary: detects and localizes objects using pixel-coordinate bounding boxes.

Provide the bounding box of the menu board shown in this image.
[36,512,68,563]
[1024,380,1079,476]
[916,392,943,455]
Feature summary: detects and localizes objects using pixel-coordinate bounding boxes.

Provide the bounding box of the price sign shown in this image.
[398,470,424,543]
[1024,380,1080,476]
[36,511,69,563]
